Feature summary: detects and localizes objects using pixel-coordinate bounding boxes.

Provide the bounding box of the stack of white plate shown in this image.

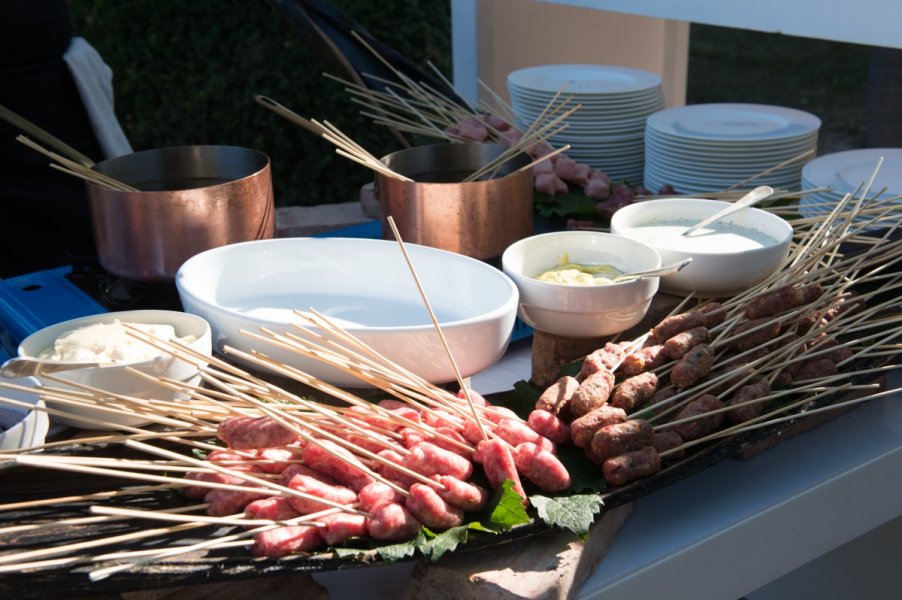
[507,64,665,184]
[799,148,902,224]
[644,103,821,194]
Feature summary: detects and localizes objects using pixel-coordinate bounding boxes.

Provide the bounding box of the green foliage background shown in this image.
[67,0,452,207]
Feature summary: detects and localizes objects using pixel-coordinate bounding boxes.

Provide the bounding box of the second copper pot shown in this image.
[376,143,534,260]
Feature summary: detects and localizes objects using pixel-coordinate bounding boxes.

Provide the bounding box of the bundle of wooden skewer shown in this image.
[0,183,899,584]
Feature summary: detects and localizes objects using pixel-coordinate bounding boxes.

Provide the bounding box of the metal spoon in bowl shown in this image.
[681,185,775,237]
[605,257,693,284]
[1,357,100,378]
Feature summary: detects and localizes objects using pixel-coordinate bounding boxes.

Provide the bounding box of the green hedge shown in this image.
[68,0,452,207]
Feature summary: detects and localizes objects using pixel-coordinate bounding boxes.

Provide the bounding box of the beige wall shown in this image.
[473,0,689,109]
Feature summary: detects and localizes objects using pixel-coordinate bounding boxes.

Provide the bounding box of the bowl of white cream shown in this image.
[16,310,212,430]
[610,198,793,297]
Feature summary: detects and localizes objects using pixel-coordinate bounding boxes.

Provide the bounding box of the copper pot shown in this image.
[376,143,534,260]
[87,145,275,283]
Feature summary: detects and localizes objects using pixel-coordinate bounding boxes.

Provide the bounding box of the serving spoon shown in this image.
[606,257,693,283]
[681,185,775,237]
[1,357,100,378]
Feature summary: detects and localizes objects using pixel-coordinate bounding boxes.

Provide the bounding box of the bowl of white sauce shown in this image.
[610,198,793,297]
[16,310,212,430]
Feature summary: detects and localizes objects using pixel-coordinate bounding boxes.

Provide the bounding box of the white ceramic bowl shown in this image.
[610,198,793,297]
[501,231,661,338]
[0,377,49,451]
[175,238,519,387]
[17,310,213,430]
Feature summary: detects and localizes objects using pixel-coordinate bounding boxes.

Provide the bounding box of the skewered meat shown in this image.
[366,502,423,542]
[646,386,676,408]
[183,469,258,500]
[319,512,368,546]
[587,419,654,463]
[664,326,709,359]
[405,483,464,530]
[535,172,569,195]
[462,417,495,445]
[206,486,268,517]
[302,439,375,492]
[698,302,726,328]
[554,155,591,186]
[216,416,300,450]
[726,378,772,424]
[670,343,715,389]
[251,447,296,474]
[279,463,337,487]
[431,426,472,458]
[602,446,661,486]
[569,369,616,418]
[584,175,611,199]
[745,282,823,319]
[476,438,526,500]
[433,475,488,512]
[513,442,572,493]
[579,343,626,379]
[650,310,707,344]
[251,525,323,558]
[527,409,570,444]
[569,405,628,448]
[357,481,403,513]
[403,441,474,480]
[284,473,357,515]
[456,115,488,141]
[535,375,579,415]
[620,344,667,376]
[791,357,839,381]
[244,496,301,526]
[672,394,726,441]
[651,430,684,459]
[495,418,556,454]
[730,318,782,352]
[610,372,659,412]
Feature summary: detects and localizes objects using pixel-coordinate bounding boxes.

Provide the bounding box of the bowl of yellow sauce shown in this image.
[501,231,661,338]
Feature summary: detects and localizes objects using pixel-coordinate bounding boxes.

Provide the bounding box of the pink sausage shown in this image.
[366,502,423,542]
[477,438,526,501]
[252,447,297,474]
[461,418,495,445]
[285,473,357,515]
[251,525,323,558]
[433,475,488,512]
[484,406,519,424]
[405,483,464,530]
[457,388,488,407]
[513,442,572,493]
[373,449,417,489]
[431,426,473,458]
[206,487,268,517]
[495,418,556,455]
[527,410,570,445]
[243,496,300,528]
[217,416,300,450]
[403,441,473,480]
[319,512,368,546]
[302,439,375,492]
[183,469,254,500]
[357,481,403,513]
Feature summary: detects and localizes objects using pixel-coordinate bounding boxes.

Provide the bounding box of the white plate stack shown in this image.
[507,64,665,184]
[799,148,902,225]
[644,103,821,194]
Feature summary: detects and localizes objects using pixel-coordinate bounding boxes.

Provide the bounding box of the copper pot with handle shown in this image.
[86,145,275,283]
[376,143,534,260]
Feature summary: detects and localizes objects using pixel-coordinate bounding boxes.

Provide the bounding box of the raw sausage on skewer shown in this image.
[602,446,662,486]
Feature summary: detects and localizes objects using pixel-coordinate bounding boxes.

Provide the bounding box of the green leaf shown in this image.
[483,480,531,531]
[535,192,599,219]
[333,546,373,560]
[418,525,471,560]
[530,493,603,537]
[375,530,429,562]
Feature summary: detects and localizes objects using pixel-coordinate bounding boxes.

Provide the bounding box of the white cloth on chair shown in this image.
[62,37,132,159]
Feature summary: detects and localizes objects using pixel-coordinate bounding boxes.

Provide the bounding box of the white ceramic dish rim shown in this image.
[610,198,793,256]
[0,376,50,450]
[176,238,520,334]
